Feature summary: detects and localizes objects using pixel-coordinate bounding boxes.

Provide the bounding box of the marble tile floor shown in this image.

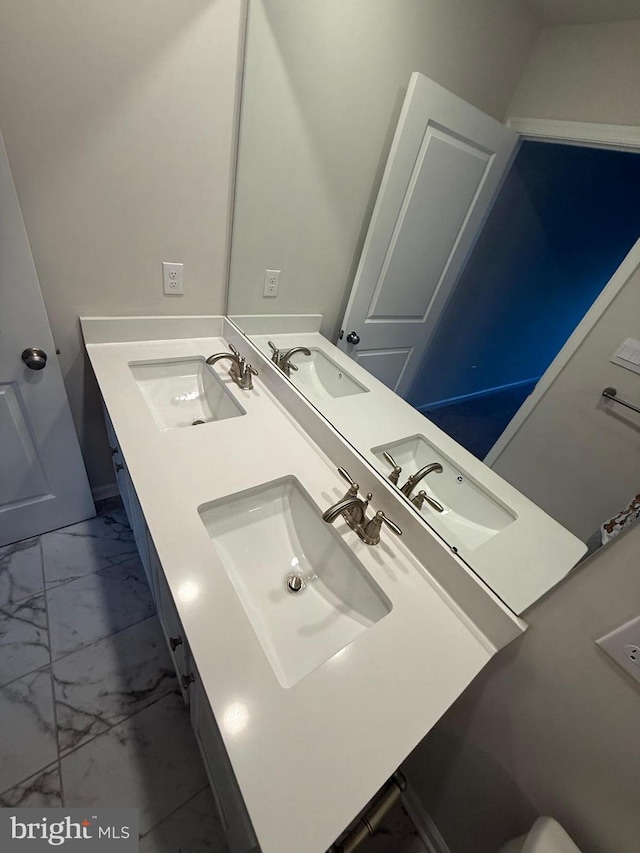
[0,498,425,852]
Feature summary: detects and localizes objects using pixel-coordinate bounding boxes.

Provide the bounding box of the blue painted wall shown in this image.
[406,141,640,409]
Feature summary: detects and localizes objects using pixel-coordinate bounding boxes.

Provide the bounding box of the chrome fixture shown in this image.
[328,771,407,853]
[322,467,402,546]
[268,341,312,377]
[268,340,280,364]
[280,346,311,376]
[206,344,258,390]
[602,386,640,416]
[285,574,305,595]
[400,462,443,497]
[382,451,402,485]
[346,331,360,345]
[21,347,47,371]
[411,489,444,513]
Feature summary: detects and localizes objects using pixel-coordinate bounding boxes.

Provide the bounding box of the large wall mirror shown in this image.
[227,0,640,611]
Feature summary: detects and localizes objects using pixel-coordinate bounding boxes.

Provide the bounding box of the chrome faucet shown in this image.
[206,344,258,390]
[322,468,402,546]
[400,462,443,498]
[268,341,311,377]
[411,490,444,513]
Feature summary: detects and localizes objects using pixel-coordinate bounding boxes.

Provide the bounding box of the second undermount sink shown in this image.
[198,477,391,687]
[285,348,369,403]
[372,436,517,550]
[129,357,245,430]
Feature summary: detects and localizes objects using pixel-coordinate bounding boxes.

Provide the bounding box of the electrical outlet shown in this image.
[163,262,184,295]
[263,269,280,298]
[596,615,640,684]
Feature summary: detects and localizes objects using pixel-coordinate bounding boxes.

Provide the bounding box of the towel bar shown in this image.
[602,387,640,416]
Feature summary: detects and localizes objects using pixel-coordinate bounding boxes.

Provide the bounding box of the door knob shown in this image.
[21,347,48,371]
[346,331,360,345]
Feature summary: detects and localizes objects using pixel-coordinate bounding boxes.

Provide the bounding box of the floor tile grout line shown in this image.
[0,659,53,693]
[57,688,182,764]
[0,600,159,691]
[48,610,161,667]
[139,783,212,839]
[40,535,67,808]
[43,551,141,593]
[0,583,49,691]
[0,759,60,803]
[0,536,45,609]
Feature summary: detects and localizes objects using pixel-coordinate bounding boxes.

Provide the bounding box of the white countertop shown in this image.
[233,319,586,614]
[83,316,523,853]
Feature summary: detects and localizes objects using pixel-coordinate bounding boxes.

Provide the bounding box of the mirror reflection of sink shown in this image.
[285,348,369,403]
[372,436,516,550]
[129,357,245,430]
[198,476,391,688]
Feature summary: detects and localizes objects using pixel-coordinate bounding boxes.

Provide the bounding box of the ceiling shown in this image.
[525,0,640,25]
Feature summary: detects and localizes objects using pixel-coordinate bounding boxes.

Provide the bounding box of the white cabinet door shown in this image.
[190,670,259,853]
[338,73,518,396]
[0,131,94,546]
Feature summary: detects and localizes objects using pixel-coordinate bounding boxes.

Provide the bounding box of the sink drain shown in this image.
[192,419,205,426]
[285,574,305,595]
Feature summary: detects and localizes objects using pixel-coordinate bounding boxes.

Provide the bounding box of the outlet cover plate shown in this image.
[596,614,640,684]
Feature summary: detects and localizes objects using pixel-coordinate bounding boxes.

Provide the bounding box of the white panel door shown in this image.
[0,131,94,546]
[338,72,518,396]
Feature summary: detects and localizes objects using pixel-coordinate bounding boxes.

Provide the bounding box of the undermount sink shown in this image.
[285,348,369,403]
[198,477,391,687]
[129,357,245,430]
[372,436,516,550]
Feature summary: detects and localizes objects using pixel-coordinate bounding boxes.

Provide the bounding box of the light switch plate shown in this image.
[596,614,640,684]
[610,337,640,375]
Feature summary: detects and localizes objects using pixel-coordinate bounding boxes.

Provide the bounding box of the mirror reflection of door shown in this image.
[338,80,640,466]
[397,140,640,464]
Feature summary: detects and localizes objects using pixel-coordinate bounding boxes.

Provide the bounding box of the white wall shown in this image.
[228,0,540,337]
[0,0,245,493]
[509,19,640,124]
[404,523,640,853]
[489,242,640,541]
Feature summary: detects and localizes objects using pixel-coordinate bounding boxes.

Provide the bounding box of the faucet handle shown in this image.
[267,341,280,363]
[362,510,402,545]
[337,467,360,498]
[382,451,402,485]
[337,467,358,488]
[412,490,444,513]
[229,343,241,357]
[238,362,258,390]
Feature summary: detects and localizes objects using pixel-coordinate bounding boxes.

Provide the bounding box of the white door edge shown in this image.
[486,238,640,466]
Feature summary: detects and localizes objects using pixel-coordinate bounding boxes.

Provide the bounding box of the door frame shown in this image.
[485,117,640,466]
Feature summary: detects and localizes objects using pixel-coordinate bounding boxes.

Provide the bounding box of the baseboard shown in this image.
[91,482,120,503]
[402,786,451,853]
[414,376,540,415]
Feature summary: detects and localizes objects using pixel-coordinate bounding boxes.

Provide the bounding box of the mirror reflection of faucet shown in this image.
[268,341,311,377]
[411,490,444,513]
[383,452,444,511]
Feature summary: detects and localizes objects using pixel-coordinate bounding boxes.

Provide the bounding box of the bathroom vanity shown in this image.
[82,315,527,853]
